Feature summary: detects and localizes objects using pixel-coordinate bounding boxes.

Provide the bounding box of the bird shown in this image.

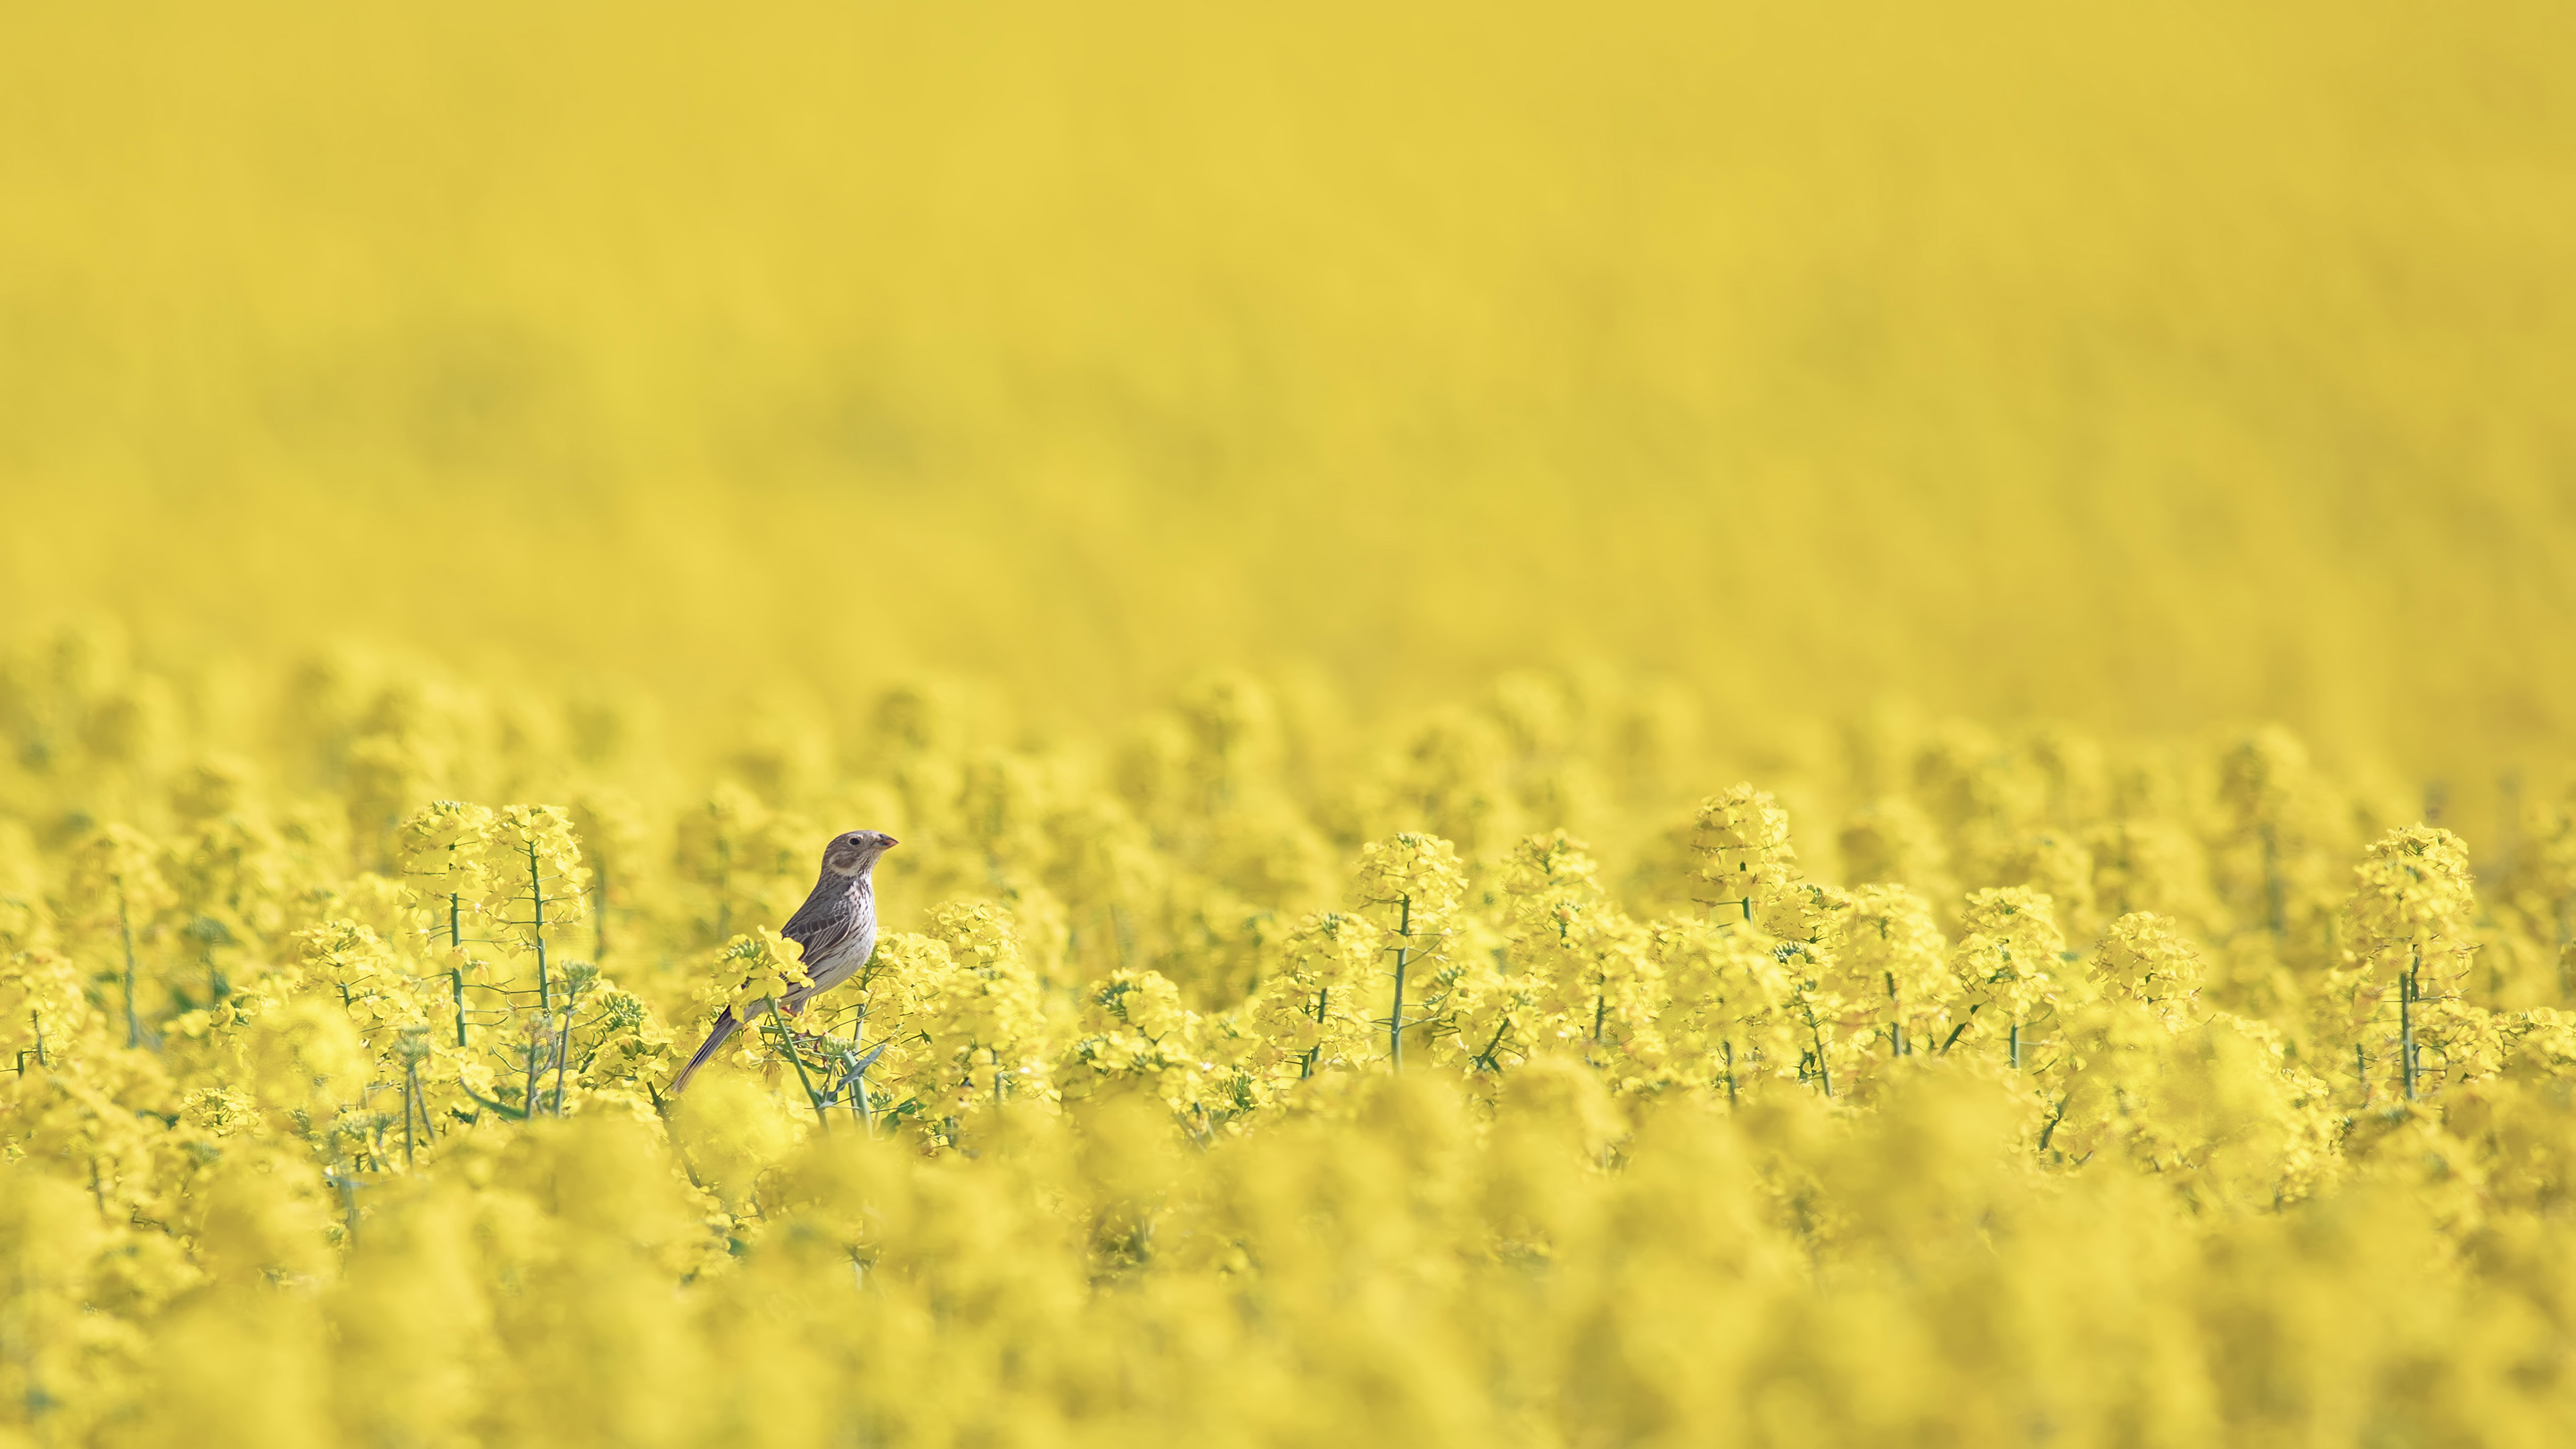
[667,828,898,1095]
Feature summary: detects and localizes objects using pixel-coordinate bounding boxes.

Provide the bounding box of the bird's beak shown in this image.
[883,836,900,849]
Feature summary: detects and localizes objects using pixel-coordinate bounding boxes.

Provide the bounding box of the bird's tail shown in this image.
[668,1009,741,1096]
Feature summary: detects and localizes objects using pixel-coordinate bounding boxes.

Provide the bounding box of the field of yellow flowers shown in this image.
[10,647,2576,1447]
[8,0,2576,1445]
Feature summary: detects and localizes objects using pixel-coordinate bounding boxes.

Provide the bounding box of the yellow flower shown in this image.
[710,928,813,1016]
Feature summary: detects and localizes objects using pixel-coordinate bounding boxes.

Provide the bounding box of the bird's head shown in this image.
[822,829,900,877]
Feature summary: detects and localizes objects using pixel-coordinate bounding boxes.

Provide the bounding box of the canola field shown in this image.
[7,1,2576,1445]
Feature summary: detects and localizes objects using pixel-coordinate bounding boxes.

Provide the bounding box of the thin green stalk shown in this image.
[850,1007,873,1134]
[770,1004,832,1132]
[552,1008,574,1118]
[2400,949,2419,1102]
[335,1171,361,1248]
[450,969,469,1048]
[116,882,143,1049]
[1301,986,1327,1078]
[523,1032,542,1122]
[1389,894,1411,1070]
[2037,1095,2071,1153]
[527,839,549,1012]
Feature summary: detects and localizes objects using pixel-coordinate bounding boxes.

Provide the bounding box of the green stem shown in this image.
[451,969,469,1048]
[523,1033,541,1123]
[2037,1095,2070,1153]
[337,1172,361,1248]
[1301,985,1327,1079]
[116,881,144,1050]
[552,999,576,1118]
[1389,894,1411,1070]
[770,1004,832,1132]
[851,1006,873,1134]
[2400,949,2418,1102]
[528,840,549,1013]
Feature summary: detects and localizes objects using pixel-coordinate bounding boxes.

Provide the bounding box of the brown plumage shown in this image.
[667,828,897,1095]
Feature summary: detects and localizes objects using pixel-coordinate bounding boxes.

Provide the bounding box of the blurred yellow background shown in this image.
[3,0,2570,772]
[11,12,2576,1442]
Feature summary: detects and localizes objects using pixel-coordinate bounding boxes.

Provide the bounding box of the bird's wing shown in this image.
[780,884,861,967]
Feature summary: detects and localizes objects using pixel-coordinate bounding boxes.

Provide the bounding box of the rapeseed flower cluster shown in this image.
[7,635,2576,1444]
